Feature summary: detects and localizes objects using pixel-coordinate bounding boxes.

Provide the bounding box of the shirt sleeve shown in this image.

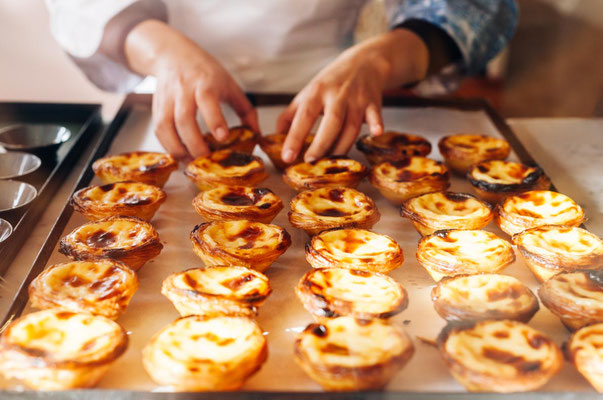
[45,0,167,92]
[385,0,518,75]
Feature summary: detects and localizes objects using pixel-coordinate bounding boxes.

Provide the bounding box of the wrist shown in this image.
[381,28,429,88]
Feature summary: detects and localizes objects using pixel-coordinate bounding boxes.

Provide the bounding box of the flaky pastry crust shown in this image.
[92,151,177,188]
[538,271,603,331]
[400,192,493,236]
[289,187,380,236]
[356,131,431,165]
[0,309,127,390]
[259,133,314,170]
[296,267,408,320]
[59,216,163,271]
[184,149,268,190]
[142,314,267,391]
[513,225,603,282]
[416,229,514,281]
[294,316,414,391]
[192,186,283,223]
[71,181,166,221]
[432,274,539,323]
[305,228,403,273]
[203,125,259,153]
[190,220,291,273]
[566,323,603,392]
[161,266,271,318]
[438,134,511,174]
[29,260,138,319]
[438,320,562,392]
[495,190,585,236]
[283,156,367,191]
[369,157,450,204]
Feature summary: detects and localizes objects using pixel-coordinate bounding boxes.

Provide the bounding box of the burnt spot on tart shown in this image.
[86,230,117,248]
[356,132,432,157]
[468,161,546,193]
[203,125,258,152]
[218,152,256,168]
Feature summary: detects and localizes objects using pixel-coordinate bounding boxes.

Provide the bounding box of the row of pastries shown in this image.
[0,125,600,393]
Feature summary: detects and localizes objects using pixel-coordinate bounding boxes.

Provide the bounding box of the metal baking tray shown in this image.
[0,94,598,399]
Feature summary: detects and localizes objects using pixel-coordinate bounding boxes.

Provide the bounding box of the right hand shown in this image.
[125,20,259,160]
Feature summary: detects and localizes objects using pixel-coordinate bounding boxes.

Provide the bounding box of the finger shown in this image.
[365,103,384,137]
[228,89,261,134]
[332,107,363,155]
[195,89,229,142]
[276,102,297,135]
[152,94,189,159]
[303,99,346,162]
[174,96,210,158]
[281,101,321,164]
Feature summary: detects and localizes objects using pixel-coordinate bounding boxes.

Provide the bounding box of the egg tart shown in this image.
[59,216,163,271]
[259,133,314,170]
[438,134,511,174]
[513,225,602,282]
[0,309,127,390]
[538,271,603,331]
[190,220,291,273]
[142,314,267,391]
[369,157,450,205]
[495,190,585,236]
[92,151,177,188]
[416,229,515,281]
[162,266,271,318]
[356,131,431,165]
[305,228,403,273]
[294,316,414,391]
[71,181,166,221]
[296,267,407,320]
[203,125,259,153]
[29,260,138,319]
[289,187,380,236]
[283,156,368,191]
[400,192,493,236]
[432,274,539,323]
[438,320,562,392]
[467,160,551,203]
[192,186,283,224]
[566,323,603,392]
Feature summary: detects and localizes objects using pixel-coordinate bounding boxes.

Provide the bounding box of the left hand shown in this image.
[277,29,429,163]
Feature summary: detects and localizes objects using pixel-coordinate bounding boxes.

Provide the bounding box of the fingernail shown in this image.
[304,154,316,163]
[282,149,295,163]
[216,127,228,141]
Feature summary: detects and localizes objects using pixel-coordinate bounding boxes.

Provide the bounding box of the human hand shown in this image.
[125,20,259,160]
[277,28,429,163]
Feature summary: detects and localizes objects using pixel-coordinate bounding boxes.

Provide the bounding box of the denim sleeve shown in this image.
[385,0,518,74]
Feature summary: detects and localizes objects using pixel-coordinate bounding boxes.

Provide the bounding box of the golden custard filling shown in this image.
[73,219,155,249]
[406,192,491,221]
[204,126,257,149]
[373,157,448,181]
[440,134,509,156]
[197,220,287,254]
[515,226,602,262]
[78,182,163,206]
[199,187,280,211]
[469,160,540,185]
[500,191,584,223]
[542,272,603,309]
[292,187,375,220]
[357,131,432,157]
[285,157,366,181]
[186,150,264,178]
[96,152,175,173]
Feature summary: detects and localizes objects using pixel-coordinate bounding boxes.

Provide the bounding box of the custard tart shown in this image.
[416,229,514,281]
[259,133,314,170]
[400,192,493,236]
[294,316,414,391]
[369,157,450,204]
[566,323,603,392]
[190,220,291,273]
[71,181,166,221]
[192,186,283,223]
[289,187,380,236]
[305,228,403,273]
[513,225,602,282]
[0,309,127,390]
[29,260,138,319]
[162,266,271,318]
[283,156,367,191]
[184,149,268,191]
[438,320,562,392]
[495,190,585,236]
[467,160,551,203]
[59,216,163,271]
[356,131,431,165]
[142,314,267,391]
[203,125,259,153]
[296,267,408,320]
[538,271,603,331]
[438,134,511,174]
[432,274,539,323]
[92,151,177,188]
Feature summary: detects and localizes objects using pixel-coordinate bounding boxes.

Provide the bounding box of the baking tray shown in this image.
[0,102,102,276]
[0,94,598,399]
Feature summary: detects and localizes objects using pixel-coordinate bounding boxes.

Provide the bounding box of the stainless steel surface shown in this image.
[0,180,37,213]
[0,124,71,151]
[0,218,13,243]
[0,152,41,179]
